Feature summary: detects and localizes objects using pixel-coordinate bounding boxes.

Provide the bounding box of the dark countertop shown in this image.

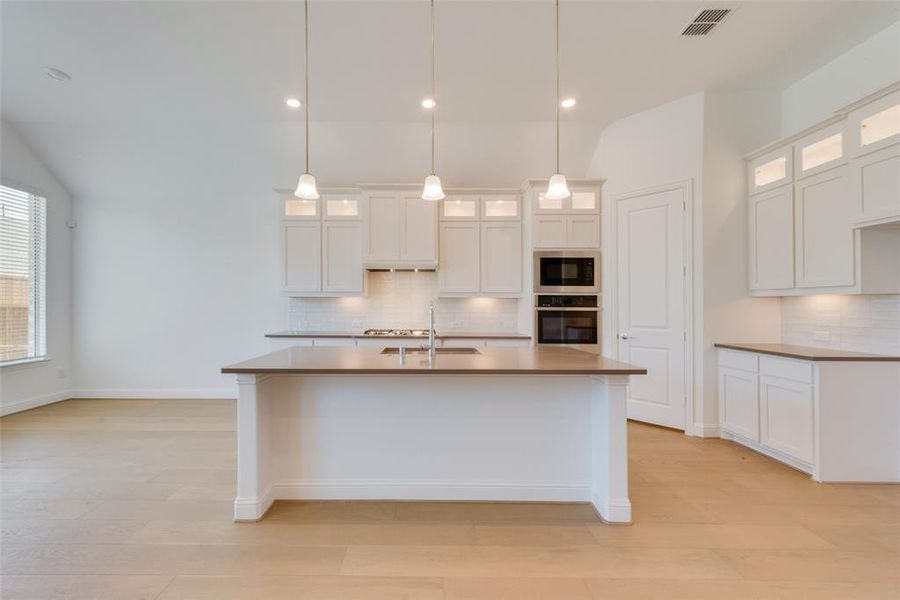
[223,346,646,375]
[715,342,900,362]
[266,331,531,340]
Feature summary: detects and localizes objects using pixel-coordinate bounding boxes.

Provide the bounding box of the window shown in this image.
[0,185,46,363]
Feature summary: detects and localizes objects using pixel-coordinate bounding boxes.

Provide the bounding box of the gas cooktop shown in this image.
[363,328,432,337]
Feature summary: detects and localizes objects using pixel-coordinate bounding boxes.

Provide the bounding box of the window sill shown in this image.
[0,356,51,370]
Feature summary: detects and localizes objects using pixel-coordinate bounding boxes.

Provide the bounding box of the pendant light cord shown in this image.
[430,0,436,176]
[305,0,310,174]
[555,0,560,174]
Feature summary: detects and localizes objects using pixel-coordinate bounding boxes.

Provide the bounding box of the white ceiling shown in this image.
[2,1,899,191]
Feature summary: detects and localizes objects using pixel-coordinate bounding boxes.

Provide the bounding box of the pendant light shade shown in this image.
[421,0,444,201]
[293,0,319,201]
[546,0,571,201]
[545,173,570,201]
[294,172,320,200]
[422,174,445,201]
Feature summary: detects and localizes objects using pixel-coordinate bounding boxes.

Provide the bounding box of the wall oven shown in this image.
[534,251,601,293]
[535,294,600,353]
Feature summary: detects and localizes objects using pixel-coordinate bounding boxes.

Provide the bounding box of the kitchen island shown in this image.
[222,346,646,523]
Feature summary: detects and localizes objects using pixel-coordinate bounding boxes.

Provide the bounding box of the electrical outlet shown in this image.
[813,330,830,343]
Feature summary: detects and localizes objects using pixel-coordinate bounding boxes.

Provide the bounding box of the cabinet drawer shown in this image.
[760,355,813,383]
[718,349,758,372]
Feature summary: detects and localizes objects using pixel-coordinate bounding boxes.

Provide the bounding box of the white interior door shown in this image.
[616,186,686,430]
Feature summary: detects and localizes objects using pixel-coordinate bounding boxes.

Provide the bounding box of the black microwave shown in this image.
[534,251,601,293]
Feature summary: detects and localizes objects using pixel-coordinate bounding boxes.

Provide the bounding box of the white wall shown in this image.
[699,91,783,434]
[0,121,73,415]
[781,20,900,134]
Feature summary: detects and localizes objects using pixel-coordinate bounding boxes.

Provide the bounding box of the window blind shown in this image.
[0,185,46,363]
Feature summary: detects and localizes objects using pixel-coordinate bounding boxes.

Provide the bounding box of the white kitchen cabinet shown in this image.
[366,192,402,262]
[718,366,759,442]
[323,191,360,219]
[322,221,364,293]
[268,337,314,351]
[283,222,321,292]
[717,346,900,482]
[533,215,568,248]
[848,87,900,157]
[851,143,900,226]
[749,186,794,291]
[481,222,521,294]
[282,188,364,297]
[794,166,855,289]
[438,222,481,294]
[567,215,600,248]
[482,195,519,220]
[526,181,602,249]
[748,145,793,195]
[441,195,479,220]
[402,194,439,263]
[283,195,319,219]
[759,374,814,465]
[364,190,437,268]
[534,214,599,249]
[796,121,846,180]
[311,337,357,347]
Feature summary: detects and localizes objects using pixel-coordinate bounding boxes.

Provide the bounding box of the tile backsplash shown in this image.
[781,294,900,355]
[289,271,520,333]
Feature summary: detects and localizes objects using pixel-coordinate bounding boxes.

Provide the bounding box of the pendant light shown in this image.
[294,0,319,200]
[421,0,445,201]
[545,0,570,201]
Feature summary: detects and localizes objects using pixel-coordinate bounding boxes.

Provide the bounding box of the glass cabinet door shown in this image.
[797,121,846,179]
[283,195,318,219]
[441,195,479,220]
[748,145,793,195]
[324,194,359,219]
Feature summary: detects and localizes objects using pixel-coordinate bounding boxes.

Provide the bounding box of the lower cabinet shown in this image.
[717,349,814,470]
[759,374,814,464]
[718,367,759,442]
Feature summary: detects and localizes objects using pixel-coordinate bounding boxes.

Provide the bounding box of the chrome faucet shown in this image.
[428,302,436,356]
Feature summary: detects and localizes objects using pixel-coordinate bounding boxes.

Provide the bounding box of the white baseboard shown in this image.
[590,494,632,524]
[0,390,71,416]
[272,480,589,502]
[693,423,721,438]
[234,487,274,522]
[721,430,813,475]
[70,389,236,400]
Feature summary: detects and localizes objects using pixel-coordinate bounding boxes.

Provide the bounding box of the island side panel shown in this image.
[266,374,593,502]
[234,374,275,521]
[590,375,632,523]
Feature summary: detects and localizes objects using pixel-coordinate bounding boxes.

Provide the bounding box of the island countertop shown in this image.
[222,346,647,375]
[265,331,531,340]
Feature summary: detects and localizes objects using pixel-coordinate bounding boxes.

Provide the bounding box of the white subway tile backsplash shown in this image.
[289,271,520,333]
[781,294,900,355]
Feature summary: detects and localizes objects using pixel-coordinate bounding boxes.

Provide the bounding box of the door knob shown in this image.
[618,333,631,340]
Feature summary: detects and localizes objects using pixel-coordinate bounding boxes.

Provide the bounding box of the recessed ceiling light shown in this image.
[44,67,71,82]
[285,98,302,109]
[421,98,436,109]
[561,97,576,109]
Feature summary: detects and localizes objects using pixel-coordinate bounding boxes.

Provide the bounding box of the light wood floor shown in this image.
[1,399,898,599]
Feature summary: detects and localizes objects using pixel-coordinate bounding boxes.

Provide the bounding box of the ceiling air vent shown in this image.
[681,8,732,37]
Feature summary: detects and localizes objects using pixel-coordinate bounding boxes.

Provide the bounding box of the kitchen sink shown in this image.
[380,347,481,355]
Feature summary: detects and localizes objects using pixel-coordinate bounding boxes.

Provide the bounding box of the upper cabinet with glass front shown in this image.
[796,121,846,179]
[322,190,360,220]
[846,86,900,226]
[748,145,793,195]
[533,187,599,214]
[283,193,319,219]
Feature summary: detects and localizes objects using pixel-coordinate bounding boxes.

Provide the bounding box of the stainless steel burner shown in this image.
[363,328,431,337]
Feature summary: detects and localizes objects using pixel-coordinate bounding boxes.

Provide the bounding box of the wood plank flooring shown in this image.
[1,398,898,599]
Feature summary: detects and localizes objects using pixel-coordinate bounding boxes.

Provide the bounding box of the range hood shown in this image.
[366,267,437,273]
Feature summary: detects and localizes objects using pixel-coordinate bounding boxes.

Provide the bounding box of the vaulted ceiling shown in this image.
[2,1,898,192]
